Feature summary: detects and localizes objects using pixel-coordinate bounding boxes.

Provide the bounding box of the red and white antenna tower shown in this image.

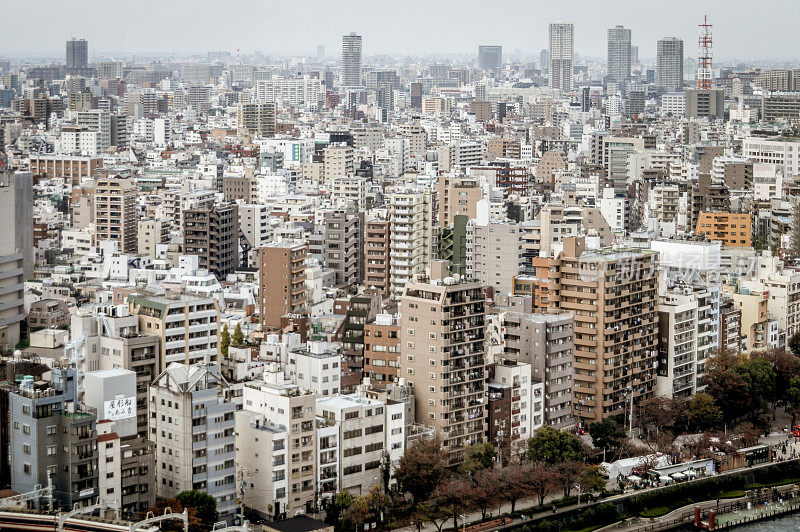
[698,15,713,90]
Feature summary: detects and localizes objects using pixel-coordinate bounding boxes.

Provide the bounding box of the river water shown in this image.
[731,512,800,530]
[674,511,800,531]
[676,512,800,530]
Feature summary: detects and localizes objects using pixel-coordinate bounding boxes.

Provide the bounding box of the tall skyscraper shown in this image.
[607,25,632,85]
[539,49,549,75]
[656,37,684,92]
[549,22,574,91]
[66,38,88,69]
[478,45,503,71]
[342,33,363,87]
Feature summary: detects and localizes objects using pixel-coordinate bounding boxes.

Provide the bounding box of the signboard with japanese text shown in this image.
[103,397,136,420]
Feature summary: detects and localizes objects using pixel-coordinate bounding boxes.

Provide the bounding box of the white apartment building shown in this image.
[598,186,627,232]
[149,363,237,521]
[656,283,719,397]
[661,92,686,116]
[236,367,317,517]
[239,203,273,249]
[384,137,411,175]
[316,392,404,496]
[256,138,316,167]
[743,137,800,177]
[388,189,435,299]
[61,126,102,156]
[331,177,367,210]
[76,110,112,151]
[255,76,324,109]
[286,342,342,397]
[492,361,543,442]
[753,163,784,201]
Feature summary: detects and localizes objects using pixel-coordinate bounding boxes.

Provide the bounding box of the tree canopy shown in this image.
[394,438,448,503]
[526,425,584,464]
[588,419,627,459]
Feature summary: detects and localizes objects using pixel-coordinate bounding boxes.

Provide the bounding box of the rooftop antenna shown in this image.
[698,15,713,90]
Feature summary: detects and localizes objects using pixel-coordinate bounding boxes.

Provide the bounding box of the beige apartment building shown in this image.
[94,176,138,252]
[435,175,482,227]
[128,292,221,369]
[237,102,277,137]
[550,237,658,425]
[323,144,354,184]
[138,218,170,258]
[400,261,487,465]
[258,243,308,329]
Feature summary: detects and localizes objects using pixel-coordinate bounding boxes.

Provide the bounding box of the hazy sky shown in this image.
[2,0,799,62]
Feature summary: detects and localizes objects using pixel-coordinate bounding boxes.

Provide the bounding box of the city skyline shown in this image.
[1,0,800,63]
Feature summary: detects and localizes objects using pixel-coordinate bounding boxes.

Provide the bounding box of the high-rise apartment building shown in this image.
[656,38,684,92]
[323,205,363,290]
[342,33,363,87]
[607,26,631,85]
[66,38,88,69]
[149,363,237,522]
[94,176,139,253]
[317,392,405,495]
[435,175,482,227]
[550,237,658,425]
[400,261,487,465]
[237,103,277,137]
[364,216,390,297]
[323,144,355,183]
[258,243,308,329]
[465,221,522,295]
[183,202,239,279]
[657,283,719,398]
[0,173,32,349]
[501,309,575,429]
[73,308,158,439]
[388,189,435,299]
[478,45,503,71]
[549,22,574,91]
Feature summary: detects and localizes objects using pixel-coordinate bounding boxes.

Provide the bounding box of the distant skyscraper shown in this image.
[66,38,88,69]
[657,37,684,92]
[630,45,639,65]
[549,22,574,91]
[342,33,362,87]
[580,86,591,112]
[539,49,549,75]
[607,26,631,85]
[478,45,503,70]
[316,44,325,60]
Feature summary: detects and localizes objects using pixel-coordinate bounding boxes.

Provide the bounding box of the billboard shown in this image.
[103,397,136,421]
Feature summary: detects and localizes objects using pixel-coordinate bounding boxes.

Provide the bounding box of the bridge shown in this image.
[0,509,252,532]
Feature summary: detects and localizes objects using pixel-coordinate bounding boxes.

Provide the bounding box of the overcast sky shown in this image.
[2,0,799,63]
